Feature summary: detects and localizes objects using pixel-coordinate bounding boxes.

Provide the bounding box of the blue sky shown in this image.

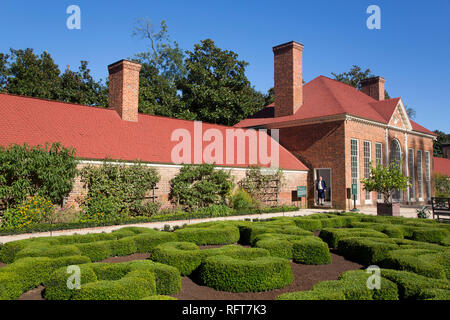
[1,0,449,132]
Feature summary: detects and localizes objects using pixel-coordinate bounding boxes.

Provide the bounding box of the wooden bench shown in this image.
[431,197,450,222]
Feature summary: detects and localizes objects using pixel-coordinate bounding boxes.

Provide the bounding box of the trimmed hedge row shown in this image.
[199,255,293,292]
[150,242,269,276]
[277,270,398,300]
[0,255,91,300]
[239,223,312,246]
[380,268,450,299]
[174,225,240,245]
[319,228,388,248]
[44,260,181,300]
[291,238,331,265]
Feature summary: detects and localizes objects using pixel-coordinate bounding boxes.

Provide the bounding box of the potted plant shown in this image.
[361,162,410,216]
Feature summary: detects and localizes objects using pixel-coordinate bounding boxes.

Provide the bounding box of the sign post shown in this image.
[351,183,359,212]
[297,186,307,209]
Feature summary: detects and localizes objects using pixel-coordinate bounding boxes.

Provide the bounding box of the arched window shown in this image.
[390,139,402,201]
[390,139,401,166]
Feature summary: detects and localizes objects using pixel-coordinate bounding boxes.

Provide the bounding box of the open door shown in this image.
[314,168,332,206]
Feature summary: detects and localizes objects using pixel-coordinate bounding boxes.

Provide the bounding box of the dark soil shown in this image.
[173,252,363,300]
[0,262,6,269]
[101,253,150,263]
[18,286,45,300]
[15,245,363,301]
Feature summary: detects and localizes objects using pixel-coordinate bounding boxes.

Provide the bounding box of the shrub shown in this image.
[239,224,312,246]
[2,196,54,230]
[338,270,399,300]
[79,161,160,219]
[195,204,233,217]
[410,227,449,243]
[229,188,254,211]
[15,244,82,260]
[75,241,113,262]
[80,194,129,223]
[380,249,447,279]
[174,225,240,245]
[199,255,293,292]
[292,238,331,265]
[255,239,293,259]
[292,218,322,231]
[45,260,181,300]
[0,272,24,300]
[72,271,156,300]
[237,167,284,204]
[337,237,399,265]
[0,142,77,210]
[0,255,91,299]
[150,242,202,276]
[169,164,233,210]
[319,228,388,248]
[381,269,450,299]
[131,231,177,253]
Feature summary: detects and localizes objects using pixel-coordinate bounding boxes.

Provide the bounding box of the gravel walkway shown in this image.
[0,207,419,245]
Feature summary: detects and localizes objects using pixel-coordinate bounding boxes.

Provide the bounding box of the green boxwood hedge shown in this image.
[337,237,399,265]
[319,228,388,248]
[291,238,331,265]
[45,260,181,300]
[174,226,240,245]
[199,255,292,292]
[0,255,91,300]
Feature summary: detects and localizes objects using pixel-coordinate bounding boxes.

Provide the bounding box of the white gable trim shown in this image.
[390,99,413,131]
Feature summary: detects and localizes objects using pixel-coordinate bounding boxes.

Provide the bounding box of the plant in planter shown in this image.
[361,162,410,216]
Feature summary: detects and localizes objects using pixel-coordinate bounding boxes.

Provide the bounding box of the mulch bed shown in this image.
[15,244,363,300]
[173,252,363,300]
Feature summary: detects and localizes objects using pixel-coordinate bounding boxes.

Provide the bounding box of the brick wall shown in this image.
[64,162,307,210]
[279,121,346,209]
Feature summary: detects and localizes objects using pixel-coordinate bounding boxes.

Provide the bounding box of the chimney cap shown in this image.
[107,59,142,71]
[360,76,385,85]
[273,41,304,52]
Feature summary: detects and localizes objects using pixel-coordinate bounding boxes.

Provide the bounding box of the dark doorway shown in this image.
[314,168,332,206]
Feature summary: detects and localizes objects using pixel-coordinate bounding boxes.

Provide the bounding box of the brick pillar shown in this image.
[273,41,304,117]
[108,60,142,122]
[360,76,385,101]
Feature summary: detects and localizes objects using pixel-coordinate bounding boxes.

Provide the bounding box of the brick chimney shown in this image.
[273,41,304,117]
[108,60,142,122]
[360,76,385,101]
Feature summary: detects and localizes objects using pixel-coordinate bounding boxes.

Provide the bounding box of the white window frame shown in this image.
[417,150,423,201]
[408,148,415,201]
[375,143,383,202]
[350,138,360,204]
[364,140,372,204]
[425,151,431,200]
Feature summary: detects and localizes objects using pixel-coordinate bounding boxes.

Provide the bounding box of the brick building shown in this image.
[0,59,308,209]
[236,41,437,210]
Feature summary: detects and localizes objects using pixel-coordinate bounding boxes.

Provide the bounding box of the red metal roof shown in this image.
[434,157,450,176]
[235,75,436,136]
[0,93,307,171]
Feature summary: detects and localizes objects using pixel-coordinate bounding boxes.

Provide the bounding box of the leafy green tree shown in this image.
[361,162,410,204]
[0,143,78,209]
[178,39,266,125]
[0,48,108,107]
[59,61,108,107]
[6,49,61,99]
[169,164,233,210]
[332,65,390,100]
[433,130,450,157]
[132,18,188,118]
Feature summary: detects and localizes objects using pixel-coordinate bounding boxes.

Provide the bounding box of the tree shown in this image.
[433,130,450,157]
[178,39,266,125]
[361,162,410,204]
[332,65,390,99]
[0,48,108,107]
[132,18,188,118]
